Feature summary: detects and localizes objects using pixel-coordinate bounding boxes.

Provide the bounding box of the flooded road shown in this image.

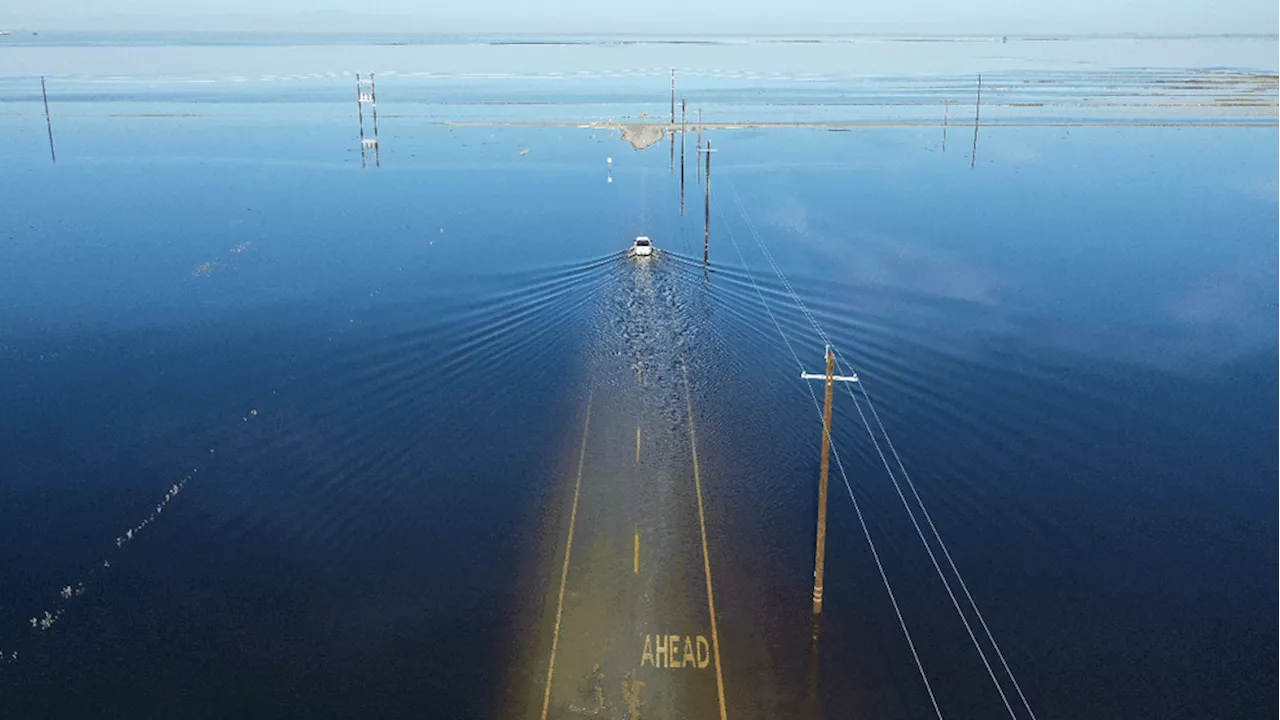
[506,256,736,720]
[1,35,1276,719]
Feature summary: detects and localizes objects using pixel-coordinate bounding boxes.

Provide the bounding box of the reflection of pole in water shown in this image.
[607,157,612,184]
[41,76,56,164]
[971,74,982,169]
[942,100,949,154]
[680,99,686,215]
[696,108,702,184]
[356,74,366,168]
[805,613,824,719]
[669,69,676,175]
[699,140,716,265]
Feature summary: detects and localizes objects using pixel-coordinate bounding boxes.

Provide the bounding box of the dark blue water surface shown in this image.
[0,85,1275,720]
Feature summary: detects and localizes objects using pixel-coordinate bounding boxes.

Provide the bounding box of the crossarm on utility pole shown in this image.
[801,372,858,383]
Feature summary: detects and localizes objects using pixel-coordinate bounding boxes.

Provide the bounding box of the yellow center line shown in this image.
[540,393,593,720]
[681,351,729,720]
[634,524,640,574]
[636,424,641,463]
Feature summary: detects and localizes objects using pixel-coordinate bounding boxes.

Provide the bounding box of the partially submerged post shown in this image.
[971,74,982,169]
[801,347,858,615]
[41,76,56,163]
[698,140,716,264]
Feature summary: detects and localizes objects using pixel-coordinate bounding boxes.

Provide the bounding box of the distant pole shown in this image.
[370,72,381,168]
[971,74,982,169]
[670,68,675,124]
[942,100,949,154]
[801,347,858,615]
[680,99,686,216]
[41,76,56,164]
[356,74,367,169]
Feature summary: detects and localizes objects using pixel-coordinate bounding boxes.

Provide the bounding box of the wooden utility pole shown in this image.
[801,346,858,614]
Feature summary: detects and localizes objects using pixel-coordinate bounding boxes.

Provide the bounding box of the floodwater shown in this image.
[0,34,1276,720]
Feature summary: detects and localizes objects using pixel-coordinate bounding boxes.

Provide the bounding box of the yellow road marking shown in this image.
[540,393,593,720]
[636,424,641,463]
[680,352,729,720]
[634,524,640,573]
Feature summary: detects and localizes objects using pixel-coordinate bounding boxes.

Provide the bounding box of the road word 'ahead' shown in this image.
[640,633,711,669]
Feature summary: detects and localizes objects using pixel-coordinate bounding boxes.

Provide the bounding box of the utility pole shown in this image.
[801,346,858,614]
[41,76,56,163]
[698,140,716,264]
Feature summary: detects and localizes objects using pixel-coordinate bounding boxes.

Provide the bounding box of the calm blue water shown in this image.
[0,49,1276,719]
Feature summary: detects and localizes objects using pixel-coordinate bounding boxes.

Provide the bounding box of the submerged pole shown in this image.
[41,76,56,164]
[370,72,381,168]
[971,74,982,169]
[356,73,367,169]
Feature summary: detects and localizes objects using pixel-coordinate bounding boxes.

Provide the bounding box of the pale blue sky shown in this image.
[7,0,1278,34]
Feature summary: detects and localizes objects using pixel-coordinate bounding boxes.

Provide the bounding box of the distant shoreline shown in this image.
[1,31,1277,47]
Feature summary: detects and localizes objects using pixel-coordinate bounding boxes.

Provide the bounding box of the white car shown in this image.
[631,236,654,257]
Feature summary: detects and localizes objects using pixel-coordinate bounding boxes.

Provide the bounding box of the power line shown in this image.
[727,182,1039,720]
[848,372,1041,720]
[717,199,946,720]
